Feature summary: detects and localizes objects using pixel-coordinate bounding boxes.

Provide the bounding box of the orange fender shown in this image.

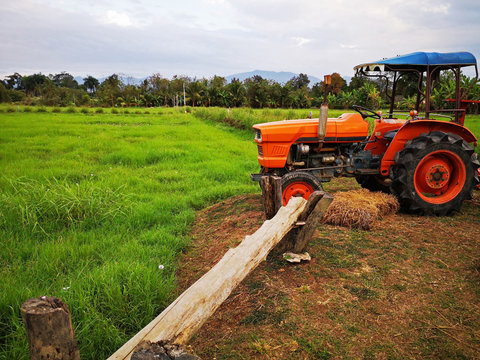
[380,120,477,176]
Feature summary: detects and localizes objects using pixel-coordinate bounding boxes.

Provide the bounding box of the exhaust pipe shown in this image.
[318,104,328,142]
[318,75,331,148]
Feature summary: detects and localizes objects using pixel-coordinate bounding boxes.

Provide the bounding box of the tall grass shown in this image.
[0,110,257,359]
[0,177,130,236]
[0,104,182,116]
[193,107,347,130]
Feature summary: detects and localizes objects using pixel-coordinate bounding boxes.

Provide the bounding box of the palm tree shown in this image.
[83,76,99,94]
[187,80,207,107]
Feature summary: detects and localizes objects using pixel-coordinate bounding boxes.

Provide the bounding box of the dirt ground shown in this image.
[178,179,480,360]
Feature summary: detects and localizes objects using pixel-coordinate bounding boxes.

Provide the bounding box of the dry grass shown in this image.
[322,189,399,230]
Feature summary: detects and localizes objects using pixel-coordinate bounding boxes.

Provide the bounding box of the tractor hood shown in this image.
[253,118,320,143]
[253,113,368,143]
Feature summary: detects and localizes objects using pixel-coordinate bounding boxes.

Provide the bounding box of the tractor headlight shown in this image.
[254,129,262,142]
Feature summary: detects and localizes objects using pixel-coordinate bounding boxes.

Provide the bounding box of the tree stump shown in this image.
[21,296,79,360]
[260,176,282,219]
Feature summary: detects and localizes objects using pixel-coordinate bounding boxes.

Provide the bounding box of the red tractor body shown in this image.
[254,113,369,169]
[252,52,480,214]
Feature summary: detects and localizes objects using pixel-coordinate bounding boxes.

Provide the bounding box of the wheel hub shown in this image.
[417,157,451,192]
[425,164,450,189]
[413,149,467,204]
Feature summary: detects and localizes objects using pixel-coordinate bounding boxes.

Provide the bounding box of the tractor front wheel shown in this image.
[390,132,479,215]
[280,172,323,206]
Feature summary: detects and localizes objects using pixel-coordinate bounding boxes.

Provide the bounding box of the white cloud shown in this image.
[340,44,358,49]
[204,0,225,4]
[291,37,312,47]
[421,3,451,14]
[102,10,136,27]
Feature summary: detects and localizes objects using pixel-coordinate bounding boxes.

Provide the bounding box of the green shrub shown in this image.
[144,110,150,114]
[52,107,61,113]
[135,110,142,114]
[7,89,25,102]
[80,108,90,114]
[36,106,48,113]
[66,107,76,113]
[23,107,33,113]
[0,82,11,103]
[95,108,104,114]
[6,107,16,113]
[111,108,119,114]
[80,94,91,106]
[123,109,131,115]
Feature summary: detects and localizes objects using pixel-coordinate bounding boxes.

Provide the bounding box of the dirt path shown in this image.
[179,180,480,359]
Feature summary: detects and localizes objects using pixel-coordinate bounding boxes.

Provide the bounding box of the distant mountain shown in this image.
[225,70,322,85]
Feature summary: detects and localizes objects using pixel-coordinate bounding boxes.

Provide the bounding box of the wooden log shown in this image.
[293,193,333,253]
[260,176,282,219]
[275,191,326,253]
[21,296,80,360]
[108,197,307,360]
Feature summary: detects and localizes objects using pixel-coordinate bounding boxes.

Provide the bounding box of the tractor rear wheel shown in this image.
[390,131,479,215]
[280,172,323,206]
[355,175,392,193]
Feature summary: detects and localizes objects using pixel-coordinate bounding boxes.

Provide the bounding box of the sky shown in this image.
[1,0,480,80]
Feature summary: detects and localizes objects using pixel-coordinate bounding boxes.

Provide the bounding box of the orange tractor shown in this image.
[252,52,480,215]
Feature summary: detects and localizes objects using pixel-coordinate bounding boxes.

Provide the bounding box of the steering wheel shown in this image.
[352,105,381,120]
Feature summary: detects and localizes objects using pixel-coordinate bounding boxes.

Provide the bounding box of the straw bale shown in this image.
[322,189,399,230]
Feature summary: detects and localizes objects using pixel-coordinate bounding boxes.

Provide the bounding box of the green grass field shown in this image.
[1,105,479,359]
[0,107,259,359]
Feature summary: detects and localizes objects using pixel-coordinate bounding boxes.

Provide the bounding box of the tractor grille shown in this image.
[257,145,263,156]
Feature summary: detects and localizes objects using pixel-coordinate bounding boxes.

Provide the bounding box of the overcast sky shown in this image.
[2,0,480,80]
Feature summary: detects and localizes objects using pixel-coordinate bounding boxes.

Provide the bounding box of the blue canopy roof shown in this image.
[354,51,477,71]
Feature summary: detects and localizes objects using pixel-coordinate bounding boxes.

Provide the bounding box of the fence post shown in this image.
[260,176,282,219]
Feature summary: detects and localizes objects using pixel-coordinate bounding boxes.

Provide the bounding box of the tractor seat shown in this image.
[383,129,399,141]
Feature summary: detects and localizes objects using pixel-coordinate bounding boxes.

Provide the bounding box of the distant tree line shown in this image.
[1,71,479,112]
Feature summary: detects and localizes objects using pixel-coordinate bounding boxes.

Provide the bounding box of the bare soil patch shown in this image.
[179,179,480,359]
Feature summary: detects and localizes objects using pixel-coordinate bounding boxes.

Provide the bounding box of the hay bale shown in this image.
[322,189,399,230]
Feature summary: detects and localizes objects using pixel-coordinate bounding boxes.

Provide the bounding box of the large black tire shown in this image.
[280,172,323,205]
[390,131,480,215]
[355,175,392,193]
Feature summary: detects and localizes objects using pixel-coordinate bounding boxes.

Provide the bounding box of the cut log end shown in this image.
[21,296,70,315]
